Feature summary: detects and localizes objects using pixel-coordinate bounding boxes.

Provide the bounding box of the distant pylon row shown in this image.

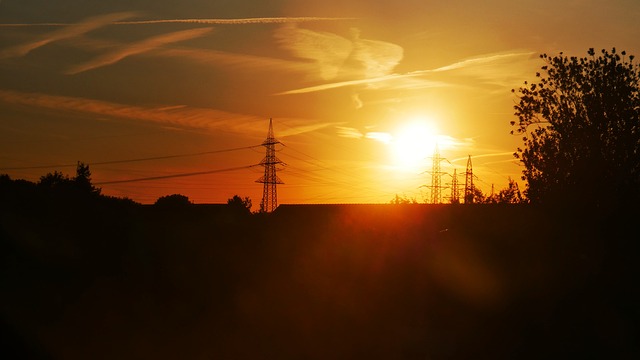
[257,120,478,209]
[424,144,448,204]
[424,146,475,204]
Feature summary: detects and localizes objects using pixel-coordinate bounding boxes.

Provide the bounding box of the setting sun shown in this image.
[390,117,440,172]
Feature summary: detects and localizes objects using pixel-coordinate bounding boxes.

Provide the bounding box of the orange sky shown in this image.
[1,1,640,205]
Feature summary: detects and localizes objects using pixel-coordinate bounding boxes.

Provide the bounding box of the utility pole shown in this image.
[256,118,284,213]
[464,155,474,204]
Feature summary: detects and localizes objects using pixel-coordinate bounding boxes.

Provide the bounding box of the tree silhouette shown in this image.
[155,194,192,207]
[471,186,485,204]
[37,162,101,200]
[496,178,524,204]
[227,195,252,215]
[389,194,418,204]
[74,161,100,195]
[38,171,70,189]
[512,48,640,205]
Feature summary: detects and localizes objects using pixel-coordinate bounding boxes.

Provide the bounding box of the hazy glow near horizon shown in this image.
[1,1,639,204]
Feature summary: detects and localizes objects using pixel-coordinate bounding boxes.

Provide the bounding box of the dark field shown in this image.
[1,202,639,359]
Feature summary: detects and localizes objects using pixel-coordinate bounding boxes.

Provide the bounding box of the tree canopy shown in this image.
[389,194,418,205]
[155,194,192,207]
[227,195,252,215]
[512,48,640,205]
[36,162,101,199]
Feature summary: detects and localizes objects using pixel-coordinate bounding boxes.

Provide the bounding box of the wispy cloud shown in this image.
[62,33,316,74]
[0,13,352,75]
[430,52,535,72]
[335,126,365,139]
[66,27,213,74]
[277,71,448,95]
[0,89,257,134]
[0,12,134,58]
[275,24,403,82]
[278,122,341,138]
[0,89,334,137]
[429,51,538,90]
[278,51,536,96]
[156,47,315,74]
[335,125,472,151]
[365,132,393,143]
[275,24,353,80]
[348,28,404,78]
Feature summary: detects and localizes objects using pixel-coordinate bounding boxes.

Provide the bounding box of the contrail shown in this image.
[115,17,356,25]
[0,12,133,58]
[67,27,213,74]
[429,52,535,72]
[277,51,534,95]
[0,17,355,27]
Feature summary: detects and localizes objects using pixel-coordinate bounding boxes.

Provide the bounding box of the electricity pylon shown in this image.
[448,168,461,204]
[426,144,448,204]
[464,155,474,204]
[256,118,284,213]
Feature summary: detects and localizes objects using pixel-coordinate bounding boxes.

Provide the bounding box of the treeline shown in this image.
[0,163,255,214]
[390,177,525,205]
[0,163,137,210]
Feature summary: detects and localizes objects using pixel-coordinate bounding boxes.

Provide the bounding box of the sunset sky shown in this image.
[1,0,639,205]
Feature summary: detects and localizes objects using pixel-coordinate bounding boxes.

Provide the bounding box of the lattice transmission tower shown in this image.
[256,118,284,213]
[448,168,461,204]
[464,155,474,204]
[426,144,448,204]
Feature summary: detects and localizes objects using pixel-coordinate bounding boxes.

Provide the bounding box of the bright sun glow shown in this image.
[391,117,440,172]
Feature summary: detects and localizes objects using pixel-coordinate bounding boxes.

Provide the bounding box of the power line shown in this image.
[0,144,261,171]
[95,164,258,185]
[280,144,397,196]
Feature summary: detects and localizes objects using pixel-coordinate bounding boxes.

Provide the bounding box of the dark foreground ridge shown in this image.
[1,197,639,359]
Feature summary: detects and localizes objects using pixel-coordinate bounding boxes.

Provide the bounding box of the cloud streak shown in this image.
[157,47,315,74]
[0,17,355,27]
[114,17,356,25]
[430,52,535,73]
[277,51,536,95]
[60,33,316,74]
[275,24,353,80]
[0,89,334,137]
[0,12,134,58]
[276,71,448,95]
[275,24,403,82]
[0,89,261,132]
[66,27,213,74]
